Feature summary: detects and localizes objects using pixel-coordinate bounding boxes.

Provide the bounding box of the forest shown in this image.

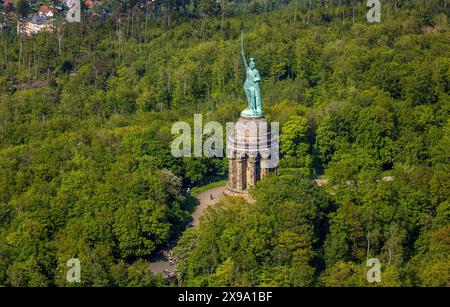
[0,0,449,286]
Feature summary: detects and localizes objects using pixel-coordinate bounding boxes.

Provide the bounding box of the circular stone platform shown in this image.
[224,115,277,198]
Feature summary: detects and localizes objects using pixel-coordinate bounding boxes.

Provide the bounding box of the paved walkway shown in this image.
[149,186,225,275]
[191,186,226,226]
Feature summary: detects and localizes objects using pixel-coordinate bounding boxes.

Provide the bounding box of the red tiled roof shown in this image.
[39,5,55,14]
[85,0,95,8]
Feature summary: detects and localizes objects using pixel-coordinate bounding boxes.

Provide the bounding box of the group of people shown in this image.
[163,268,176,279]
[163,250,177,279]
[167,251,176,266]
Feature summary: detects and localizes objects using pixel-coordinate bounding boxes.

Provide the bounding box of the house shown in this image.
[2,0,14,13]
[18,15,53,36]
[39,5,55,18]
[84,0,94,8]
[84,0,104,9]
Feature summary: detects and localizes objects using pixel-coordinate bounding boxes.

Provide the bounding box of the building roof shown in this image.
[39,5,55,15]
[28,15,49,25]
[84,0,94,8]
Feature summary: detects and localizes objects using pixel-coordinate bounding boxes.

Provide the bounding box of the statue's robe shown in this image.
[244,67,262,112]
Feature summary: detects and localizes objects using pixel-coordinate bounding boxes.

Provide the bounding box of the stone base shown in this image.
[224,114,277,204]
[240,108,264,118]
[223,185,254,203]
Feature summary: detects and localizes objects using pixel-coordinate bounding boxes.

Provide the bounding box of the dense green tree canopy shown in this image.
[0,0,448,286]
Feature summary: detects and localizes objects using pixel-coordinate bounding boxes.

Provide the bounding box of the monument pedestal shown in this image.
[224,116,277,200]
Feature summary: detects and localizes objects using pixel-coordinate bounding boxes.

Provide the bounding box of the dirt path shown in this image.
[191,186,226,226]
[149,186,225,275]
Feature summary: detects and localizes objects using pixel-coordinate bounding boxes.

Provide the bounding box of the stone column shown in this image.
[260,158,269,178]
[235,157,247,191]
[228,157,235,189]
[246,156,257,188]
[242,157,247,190]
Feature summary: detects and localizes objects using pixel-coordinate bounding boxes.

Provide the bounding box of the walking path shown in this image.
[149,186,225,275]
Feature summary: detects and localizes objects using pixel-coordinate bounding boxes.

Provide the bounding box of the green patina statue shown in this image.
[240,32,264,118]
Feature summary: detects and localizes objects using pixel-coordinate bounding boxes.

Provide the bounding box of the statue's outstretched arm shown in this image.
[241,32,248,68]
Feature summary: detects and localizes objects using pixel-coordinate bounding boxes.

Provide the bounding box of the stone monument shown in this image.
[224,32,278,198]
